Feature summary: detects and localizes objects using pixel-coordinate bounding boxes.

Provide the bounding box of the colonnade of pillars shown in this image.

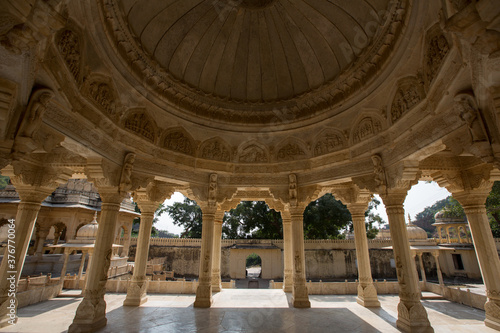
[1,183,500,332]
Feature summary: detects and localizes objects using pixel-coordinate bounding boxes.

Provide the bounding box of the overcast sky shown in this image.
[154,181,452,236]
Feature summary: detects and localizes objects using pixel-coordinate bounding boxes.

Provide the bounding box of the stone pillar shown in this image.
[194,207,216,307]
[349,203,380,307]
[381,192,433,333]
[211,210,224,292]
[121,221,133,257]
[432,253,444,286]
[35,226,50,257]
[289,207,310,308]
[59,249,70,291]
[0,186,54,328]
[124,206,155,306]
[417,253,427,284]
[81,252,93,294]
[446,227,451,243]
[437,227,442,241]
[282,211,293,293]
[69,190,122,333]
[453,192,500,330]
[78,251,87,281]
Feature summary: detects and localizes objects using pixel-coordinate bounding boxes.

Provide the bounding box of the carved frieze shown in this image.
[277,143,306,161]
[123,111,156,143]
[352,117,383,144]
[162,130,194,155]
[425,28,450,87]
[313,129,345,156]
[57,29,81,82]
[81,75,118,117]
[390,77,425,123]
[238,144,268,163]
[200,138,231,162]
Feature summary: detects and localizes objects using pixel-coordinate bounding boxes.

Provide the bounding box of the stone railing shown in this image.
[16,274,62,308]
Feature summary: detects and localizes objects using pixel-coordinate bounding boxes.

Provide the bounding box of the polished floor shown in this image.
[2,290,496,333]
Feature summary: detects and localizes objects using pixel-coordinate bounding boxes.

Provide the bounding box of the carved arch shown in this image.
[161,127,196,156]
[275,138,308,162]
[198,137,232,162]
[55,23,84,84]
[423,24,451,88]
[237,140,269,163]
[122,108,157,143]
[313,128,346,157]
[80,73,120,118]
[390,76,426,124]
[350,112,385,145]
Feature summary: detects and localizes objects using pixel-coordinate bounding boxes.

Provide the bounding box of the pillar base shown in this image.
[357,284,380,307]
[283,272,293,293]
[211,274,222,292]
[194,284,212,308]
[396,301,434,333]
[123,278,148,306]
[485,300,500,331]
[68,317,107,333]
[292,285,311,308]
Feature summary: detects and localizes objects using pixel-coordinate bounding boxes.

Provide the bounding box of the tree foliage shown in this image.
[131,201,165,237]
[246,253,262,267]
[413,197,459,236]
[165,195,384,239]
[486,181,500,238]
[0,175,9,190]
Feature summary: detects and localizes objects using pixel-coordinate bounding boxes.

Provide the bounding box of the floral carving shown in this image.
[239,144,268,163]
[57,29,81,82]
[277,143,305,161]
[84,78,117,116]
[352,117,382,144]
[162,131,194,155]
[425,32,449,86]
[124,112,156,143]
[391,78,425,122]
[314,132,344,156]
[200,139,231,161]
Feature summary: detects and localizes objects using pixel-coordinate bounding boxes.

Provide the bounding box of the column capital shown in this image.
[133,181,175,213]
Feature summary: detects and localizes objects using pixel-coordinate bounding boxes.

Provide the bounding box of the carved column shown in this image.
[194,206,216,307]
[81,252,93,294]
[289,206,310,308]
[282,210,294,293]
[381,191,433,333]
[124,182,170,306]
[121,221,133,257]
[417,253,427,284]
[0,163,70,328]
[34,226,50,257]
[69,189,122,332]
[435,166,500,330]
[77,251,87,281]
[349,203,380,307]
[59,248,70,291]
[432,252,444,286]
[211,210,224,292]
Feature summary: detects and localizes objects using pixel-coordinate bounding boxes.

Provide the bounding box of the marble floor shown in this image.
[1,290,496,333]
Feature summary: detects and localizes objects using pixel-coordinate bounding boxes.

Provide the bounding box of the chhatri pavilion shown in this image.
[1,0,500,332]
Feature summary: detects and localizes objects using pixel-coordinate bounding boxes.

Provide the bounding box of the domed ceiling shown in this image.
[108,0,407,125]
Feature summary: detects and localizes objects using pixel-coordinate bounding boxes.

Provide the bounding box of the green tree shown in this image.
[246,253,262,267]
[486,181,500,238]
[224,201,282,239]
[131,201,165,237]
[165,198,203,238]
[303,194,351,239]
[413,197,457,237]
[0,175,9,190]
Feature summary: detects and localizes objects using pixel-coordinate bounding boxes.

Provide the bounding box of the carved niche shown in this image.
[81,74,118,117]
[277,141,306,161]
[123,110,156,143]
[199,138,231,162]
[313,129,345,156]
[390,76,425,123]
[238,142,268,163]
[352,116,383,144]
[162,129,194,155]
[424,27,450,87]
[57,28,81,82]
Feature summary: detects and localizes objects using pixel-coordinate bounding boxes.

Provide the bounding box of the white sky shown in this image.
[154,181,451,235]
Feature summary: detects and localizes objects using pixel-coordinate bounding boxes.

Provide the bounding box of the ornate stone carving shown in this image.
[485,301,500,321]
[123,111,156,143]
[289,174,298,206]
[200,138,231,162]
[208,174,217,206]
[162,130,194,155]
[0,77,17,139]
[239,144,268,163]
[371,154,387,194]
[314,130,345,156]
[391,77,425,122]
[82,75,117,117]
[119,153,135,195]
[57,29,81,82]
[352,117,382,144]
[425,29,450,86]
[277,143,306,161]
